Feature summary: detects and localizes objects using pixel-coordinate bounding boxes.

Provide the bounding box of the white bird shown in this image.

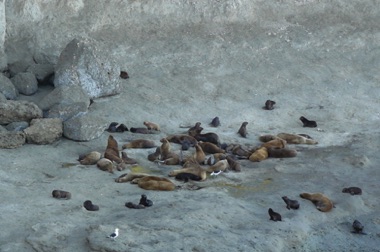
[108,228,119,240]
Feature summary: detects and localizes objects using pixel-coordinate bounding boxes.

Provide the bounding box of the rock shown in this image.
[0,100,42,124]
[11,72,39,95]
[0,74,18,99]
[63,112,108,141]
[24,118,63,144]
[38,84,90,111]
[7,60,32,77]
[5,121,29,131]
[26,63,55,83]
[0,131,26,148]
[0,125,6,132]
[54,38,122,99]
[44,102,89,122]
[0,91,6,102]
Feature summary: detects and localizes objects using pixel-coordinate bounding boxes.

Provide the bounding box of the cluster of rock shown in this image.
[0,37,125,148]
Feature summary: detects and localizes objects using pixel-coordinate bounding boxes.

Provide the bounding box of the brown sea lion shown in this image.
[299,193,333,212]
[261,138,287,149]
[259,135,279,143]
[267,148,297,158]
[97,158,114,173]
[206,159,229,173]
[299,116,317,128]
[122,139,156,149]
[238,122,248,138]
[249,147,268,162]
[226,155,241,172]
[188,122,202,134]
[199,141,225,154]
[147,147,161,162]
[231,144,251,157]
[130,127,157,134]
[193,144,206,164]
[159,152,181,165]
[159,138,171,160]
[121,151,138,164]
[342,187,362,195]
[52,190,71,200]
[104,135,123,163]
[282,196,300,210]
[188,127,220,146]
[268,208,282,221]
[166,134,198,146]
[114,172,149,183]
[131,176,176,191]
[277,133,318,145]
[168,164,207,181]
[143,121,160,131]
[78,151,101,165]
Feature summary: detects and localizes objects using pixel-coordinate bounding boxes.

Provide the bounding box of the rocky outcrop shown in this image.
[0,131,26,148]
[0,100,42,124]
[0,74,18,99]
[11,72,39,95]
[63,112,108,141]
[44,102,89,122]
[24,118,63,144]
[54,38,122,99]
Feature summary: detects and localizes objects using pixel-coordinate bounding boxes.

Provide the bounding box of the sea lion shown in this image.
[132,176,176,191]
[188,122,202,134]
[199,142,225,154]
[207,159,229,173]
[159,138,171,160]
[299,116,317,128]
[143,121,160,131]
[226,155,241,172]
[104,135,123,164]
[181,140,191,150]
[209,117,221,127]
[175,172,202,182]
[261,138,287,149]
[231,144,251,157]
[267,148,297,158]
[264,100,276,110]
[78,151,101,165]
[299,193,333,212]
[52,190,71,200]
[188,128,220,146]
[166,134,198,147]
[130,127,157,134]
[249,147,268,162]
[205,153,227,165]
[121,151,138,164]
[342,187,362,195]
[97,158,114,173]
[168,164,207,181]
[159,152,181,165]
[352,220,366,234]
[122,139,156,149]
[259,135,279,143]
[237,122,248,138]
[120,71,129,79]
[106,122,128,132]
[115,172,149,183]
[193,144,206,164]
[277,133,318,145]
[139,194,153,207]
[268,208,282,221]
[282,196,300,210]
[125,202,145,209]
[83,200,99,211]
[147,147,161,162]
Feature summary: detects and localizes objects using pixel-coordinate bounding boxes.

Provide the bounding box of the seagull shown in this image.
[108,228,119,240]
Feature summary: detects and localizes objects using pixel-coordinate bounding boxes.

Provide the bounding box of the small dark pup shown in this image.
[299,116,317,128]
[268,208,282,221]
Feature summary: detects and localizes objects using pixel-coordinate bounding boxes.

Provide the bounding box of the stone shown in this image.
[0,74,18,99]
[0,100,42,124]
[7,60,32,77]
[11,72,39,95]
[26,63,55,83]
[44,102,89,122]
[24,118,63,144]
[37,84,90,111]
[0,131,26,148]
[54,37,122,99]
[0,91,6,102]
[5,121,29,131]
[63,112,108,141]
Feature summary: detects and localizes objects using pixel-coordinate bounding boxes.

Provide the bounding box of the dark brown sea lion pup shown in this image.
[352,220,367,235]
[188,128,220,146]
[143,121,160,131]
[78,151,101,165]
[299,193,333,212]
[198,141,225,154]
[268,208,282,221]
[120,71,129,79]
[175,173,202,182]
[83,200,99,211]
[125,202,145,209]
[122,139,156,149]
[282,196,300,210]
[210,117,221,127]
[238,122,248,138]
[264,100,276,110]
[267,148,297,158]
[169,164,207,181]
[342,187,362,195]
[147,147,161,162]
[104,135,123,164]
[106,122,128,132]
[52,190,71,200]
[299,116,317,128]
[139,194,153,207]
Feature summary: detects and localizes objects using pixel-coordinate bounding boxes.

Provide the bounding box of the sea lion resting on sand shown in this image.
[249,147,268,162]
[78,151,101,165]
[166,134,198,147]
[277,133,318,144]
[261,138,287,149]
[267,148,297,158]
[115,173,150,183]
[143,121,160,131]
[299,192,333,212]
[169,164,207,181]
[131,176,176,191]
[122,139,156,149]
[206,159,229,173]
[52,190,71,200]
[97,158,114,173]
[342,187,362,195]
[199,141,225,154]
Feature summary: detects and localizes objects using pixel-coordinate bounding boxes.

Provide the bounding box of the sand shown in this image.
[1,8,380,252]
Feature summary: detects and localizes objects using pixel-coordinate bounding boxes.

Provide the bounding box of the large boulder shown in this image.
[63,112,108,141]
[0,100,42,124]
[24,118,63,144]
[0,74,18,99]
[26,63,55,83]
[44,102,89,122]
[11,72,38,95]
[0,131,26,148]
[54,38,122,99]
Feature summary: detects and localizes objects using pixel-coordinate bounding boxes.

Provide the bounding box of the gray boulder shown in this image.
[0,92,6,102]
[11,72,38,95]
[24,118,62,144]
[38,84,90,111]
[0,74,18,99]
[26,63,55,83]
[5,121,29,131]
[54,37,122,99]
[0,100,42,124]
[44,102,89,122]
[63,112,108,141]
[0,131,26,148]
